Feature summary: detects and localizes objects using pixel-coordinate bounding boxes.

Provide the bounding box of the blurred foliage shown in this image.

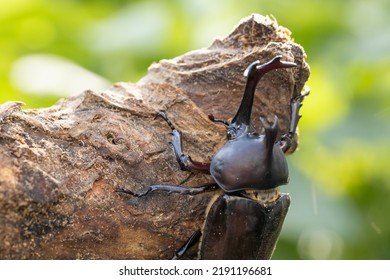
[1,0,389,259]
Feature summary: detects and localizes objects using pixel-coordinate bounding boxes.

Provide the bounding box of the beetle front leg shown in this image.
[208,113,230,126]
[116,183,218,198]
[157,112,210,172]
[280,86,310,153]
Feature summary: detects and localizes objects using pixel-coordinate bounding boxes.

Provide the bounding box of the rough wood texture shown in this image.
[0,14,310,259]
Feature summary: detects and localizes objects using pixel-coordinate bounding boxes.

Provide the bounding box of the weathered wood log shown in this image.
[0,14,310,259]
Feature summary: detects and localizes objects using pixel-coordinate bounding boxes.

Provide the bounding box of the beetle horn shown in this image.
[260,115,279,159]
[231,56,296,127]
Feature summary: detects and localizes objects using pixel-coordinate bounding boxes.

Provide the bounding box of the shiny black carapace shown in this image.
[118,56,309,259]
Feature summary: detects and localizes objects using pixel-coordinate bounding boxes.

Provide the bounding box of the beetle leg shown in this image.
[280,86,310,153]
[172,229,202,260]
[208,113,230,126]
[116,183,218,198]
[157,112,210,172]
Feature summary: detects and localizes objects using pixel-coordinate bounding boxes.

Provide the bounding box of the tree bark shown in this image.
[0,14,310,259]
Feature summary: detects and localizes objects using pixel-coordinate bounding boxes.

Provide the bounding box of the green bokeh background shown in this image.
[1,0,389,259]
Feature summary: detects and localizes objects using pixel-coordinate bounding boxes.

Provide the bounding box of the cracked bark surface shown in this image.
[0,14,310,259]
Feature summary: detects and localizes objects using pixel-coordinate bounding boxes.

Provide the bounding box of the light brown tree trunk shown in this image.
[0,14,310,259]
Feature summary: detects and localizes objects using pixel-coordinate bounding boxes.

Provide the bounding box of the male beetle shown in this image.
[119,56,309,259]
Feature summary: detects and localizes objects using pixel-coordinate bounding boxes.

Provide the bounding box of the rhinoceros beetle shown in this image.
[118,56,309,259]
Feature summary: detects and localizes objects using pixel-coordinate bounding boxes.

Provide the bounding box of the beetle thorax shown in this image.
[210,133,289,193]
